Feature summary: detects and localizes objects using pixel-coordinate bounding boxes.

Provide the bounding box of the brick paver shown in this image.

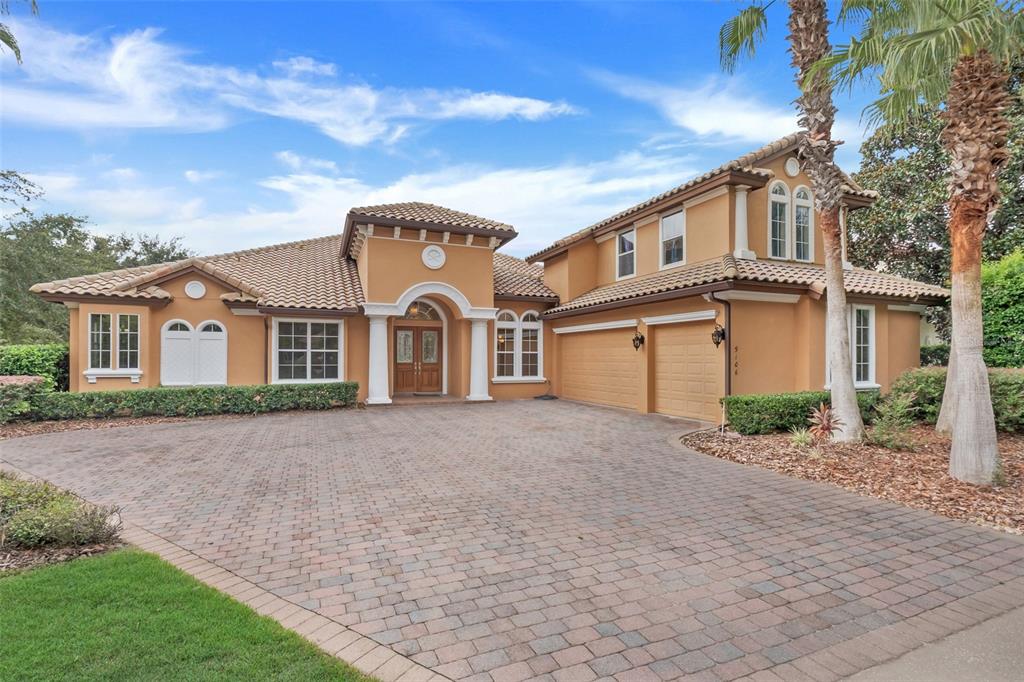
[3,400,1024,681]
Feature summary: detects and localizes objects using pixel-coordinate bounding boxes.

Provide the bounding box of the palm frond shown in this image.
[0,22,21,64]
[719,4,769,73]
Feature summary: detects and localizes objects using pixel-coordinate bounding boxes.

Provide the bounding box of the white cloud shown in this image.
[184,169,224,183]
[274,151,339,174]
[103,167,139,181]
[2,20,579,145]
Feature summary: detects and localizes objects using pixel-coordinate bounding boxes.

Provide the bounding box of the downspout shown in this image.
[264,316,270,385]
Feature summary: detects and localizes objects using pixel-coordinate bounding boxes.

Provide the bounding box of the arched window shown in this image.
[493,310,544,380]
[168,322,191,332]
[769,182,789,259]
[794,186,814,262]
[401,300,440,320]
[200,322,224,333]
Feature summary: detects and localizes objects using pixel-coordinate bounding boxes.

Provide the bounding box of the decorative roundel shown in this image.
[784,157,801,178]
[421,245,447,270]
[184,280,207,299]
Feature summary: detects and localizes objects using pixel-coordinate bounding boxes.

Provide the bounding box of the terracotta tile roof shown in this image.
[545,255,948,315]
[350,202,515,233]
[492,252,557,299]
[528,133,878,262]
[31,235,365,312]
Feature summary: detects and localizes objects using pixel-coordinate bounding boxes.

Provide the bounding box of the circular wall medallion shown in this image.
[184,280,207,299]
[421,245,447,270]
[784,157,801,178]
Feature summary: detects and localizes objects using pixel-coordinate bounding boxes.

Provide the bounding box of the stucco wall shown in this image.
[746,154,826,265]
[360,236,494,308]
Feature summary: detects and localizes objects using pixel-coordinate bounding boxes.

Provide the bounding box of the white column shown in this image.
[732,185,756,260]
[467,318,492,401]
[366,315,392,404]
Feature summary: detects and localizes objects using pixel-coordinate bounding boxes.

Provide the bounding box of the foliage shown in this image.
[0,170,42,213]
[808,402,844,442]
[0,214,193,343]
[889,367,1024,432]
[920,344,951,367]
[21,382,359,423]
[789,426,813,448]
[0,375,47,423]
[0,471,120,549]
[0,343,69,390]
[981,249,1024,367]
[0,0,38,64]
[718,3,768,73]
[723,390,880,435]
[867,390,918,450]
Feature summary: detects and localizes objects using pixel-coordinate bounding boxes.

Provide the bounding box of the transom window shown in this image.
[117,314,140,369]
[274,319,343,383]
[168,322,190,332]
[200,322,224,333]
[493,310,543,380]
[768,182,814,262]
[616,228,636,279]
[89,313,112,369]
[660,210,685,268]
[401,300,440,320]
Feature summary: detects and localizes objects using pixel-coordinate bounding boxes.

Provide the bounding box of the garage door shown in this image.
[559,328,639,410]
[654,321,722,421]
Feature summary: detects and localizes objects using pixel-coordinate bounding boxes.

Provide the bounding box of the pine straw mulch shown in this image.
[0,542,125,575]
[0,413,249,441]
[681,426,1024,534]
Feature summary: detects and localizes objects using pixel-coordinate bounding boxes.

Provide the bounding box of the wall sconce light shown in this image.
[711,324,727,348]
[632,330,645,351]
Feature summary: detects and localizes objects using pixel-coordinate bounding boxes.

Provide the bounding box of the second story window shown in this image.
[794,187,814,262]
[660,210,685,268]
[769,182,789,259]
[617,228,635,279]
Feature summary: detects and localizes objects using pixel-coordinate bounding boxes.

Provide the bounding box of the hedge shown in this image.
[0,344,69,391]
[889,367,1023,433]
[920,344,950,367]
[0,382,359,424]
[722,390,880,435]
[0,376,49,424]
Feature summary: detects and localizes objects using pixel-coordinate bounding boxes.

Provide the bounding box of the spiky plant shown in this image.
[808,402,845,441]
[811,0,1024,483]
[720,0,866,442]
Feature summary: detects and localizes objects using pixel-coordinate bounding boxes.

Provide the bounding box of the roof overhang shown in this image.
[35,293,171,307]
[341,212,518,258]
[493,294,560,304]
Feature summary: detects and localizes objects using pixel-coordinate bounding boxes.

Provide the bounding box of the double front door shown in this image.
[394,326,442,393]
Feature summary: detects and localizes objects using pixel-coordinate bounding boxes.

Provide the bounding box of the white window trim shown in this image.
[767,181,791,261]
[659,209,686,270]
[616,227,636,281]
[553,318,637,335]
[793,185,815,263]
[116,313,141,371]
[492,309,545,382]
[83,368,143,384]
[271,317,346,384]
[87,312,112,371]
[824,304,879,390]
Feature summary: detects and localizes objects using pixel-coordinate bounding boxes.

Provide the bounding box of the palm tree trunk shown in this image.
[821,206,865,441]
[936,335,957,434]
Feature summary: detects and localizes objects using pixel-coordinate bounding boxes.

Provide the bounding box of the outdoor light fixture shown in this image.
[711,324,727,348]
[632,330,645,351]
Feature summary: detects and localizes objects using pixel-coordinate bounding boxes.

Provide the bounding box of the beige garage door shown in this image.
[654,322,722,422]
[559,329,639,410]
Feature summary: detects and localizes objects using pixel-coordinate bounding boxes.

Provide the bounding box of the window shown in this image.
[200,322,224,333]
[274,319,343,383]
[117,314,140,369]
[616,228,635,279]
[168,322,190,332]
[769,183,789,259]
[794,187,813,261]
[660,210,685,268]
[493,310,544,381]
[89,313,111,369]
[401,300,440,320]
[853,306,874,385]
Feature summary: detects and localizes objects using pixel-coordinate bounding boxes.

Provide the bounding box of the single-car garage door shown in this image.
[654,321,722,421]
[559,328,639,410]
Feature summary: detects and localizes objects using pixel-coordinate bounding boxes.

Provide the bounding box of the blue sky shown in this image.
[1,1,878,257]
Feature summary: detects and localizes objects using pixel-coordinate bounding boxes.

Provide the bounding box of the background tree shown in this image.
[815,0,1023,483]
[0,214,192,343]
[1,0,38,64]
[721,0,865,441]
[0,170,42,213]
[981,249,1024,367]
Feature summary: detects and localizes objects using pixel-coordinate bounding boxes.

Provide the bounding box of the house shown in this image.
[31,133,948,421]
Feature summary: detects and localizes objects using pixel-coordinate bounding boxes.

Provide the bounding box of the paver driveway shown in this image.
[4,400,1024,682]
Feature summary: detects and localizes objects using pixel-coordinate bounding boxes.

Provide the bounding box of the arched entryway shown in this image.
[393,299,447,395]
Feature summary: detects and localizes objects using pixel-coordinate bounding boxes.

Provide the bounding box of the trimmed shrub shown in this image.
[0,344,69,391]
[920,344,950,367]
[0,472,120,549]
[722,390,880,435]
[25,381,359,422]
[0,376,49,424]
[889,367,1024,433]
[981,249,1024,368]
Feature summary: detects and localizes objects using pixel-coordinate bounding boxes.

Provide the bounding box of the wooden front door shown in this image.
[394,326,443,394]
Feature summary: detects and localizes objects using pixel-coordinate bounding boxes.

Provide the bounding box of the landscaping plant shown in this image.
[722,390,878,435]
[789,426,814,448]
[867,390,918,450]
[0,472,120,549]
[0,343,69,390]
[890,367,1024,433]
[808,402,844,442]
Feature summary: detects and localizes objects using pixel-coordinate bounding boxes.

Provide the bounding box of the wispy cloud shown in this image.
[2,20,580,146]
[183,169,224,184]
[274,151,339,174]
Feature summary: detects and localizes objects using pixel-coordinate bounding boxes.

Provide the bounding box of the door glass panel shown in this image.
[422,331,438,364]
[396,330,413,363]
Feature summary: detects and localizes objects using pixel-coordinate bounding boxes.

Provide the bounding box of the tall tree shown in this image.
[815,0,1023,483]
[1,0,38,64]
[721,0,866,441]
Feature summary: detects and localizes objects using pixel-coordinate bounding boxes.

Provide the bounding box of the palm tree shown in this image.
[813,0,1023,483]
[1,0,39,64]
[720,0,866,442]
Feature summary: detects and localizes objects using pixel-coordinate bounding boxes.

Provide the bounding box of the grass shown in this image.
[0,549,374,681]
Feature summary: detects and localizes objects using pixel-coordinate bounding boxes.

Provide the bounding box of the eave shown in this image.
[341,212,518,258]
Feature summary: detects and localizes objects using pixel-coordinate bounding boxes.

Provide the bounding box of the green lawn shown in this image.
[0,549,373,681]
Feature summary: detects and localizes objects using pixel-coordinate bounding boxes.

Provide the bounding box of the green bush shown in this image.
[981,249,1024,368]
[25,381,359,422]
[920,344,950,367]
[867,390,917,450]
[0,376,50,424]
[890,367,1024,433]
[722,390,880,435]
[0,344,69,391]
[0,472,120,549]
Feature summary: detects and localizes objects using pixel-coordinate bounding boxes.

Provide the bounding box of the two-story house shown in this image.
[31,133,948,421]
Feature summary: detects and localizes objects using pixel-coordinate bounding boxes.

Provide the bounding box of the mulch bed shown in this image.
[0,543,124,574]
[681,426,1024,534]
